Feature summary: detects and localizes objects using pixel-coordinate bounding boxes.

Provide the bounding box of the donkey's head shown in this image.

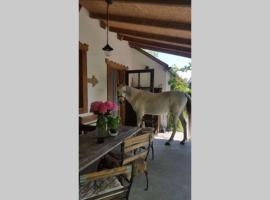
[117,84,127,104]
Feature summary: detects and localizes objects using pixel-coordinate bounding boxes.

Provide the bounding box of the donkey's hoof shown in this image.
[165,141,171,146]
[180,141,185,145]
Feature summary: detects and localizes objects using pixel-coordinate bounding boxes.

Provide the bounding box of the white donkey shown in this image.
[117,85,191,145]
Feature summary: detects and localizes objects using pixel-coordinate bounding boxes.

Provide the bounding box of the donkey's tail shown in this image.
[185,93,192,137]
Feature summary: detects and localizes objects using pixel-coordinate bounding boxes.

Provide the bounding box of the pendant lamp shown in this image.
[102,0,113,57]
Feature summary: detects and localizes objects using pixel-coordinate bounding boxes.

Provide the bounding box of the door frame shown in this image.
[79,42,89,114]
[106,59,128,125]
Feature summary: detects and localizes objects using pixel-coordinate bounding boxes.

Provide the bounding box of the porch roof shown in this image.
[79,0,191,58]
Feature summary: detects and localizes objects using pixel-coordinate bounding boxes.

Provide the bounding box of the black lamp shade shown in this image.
[102,44,114,52]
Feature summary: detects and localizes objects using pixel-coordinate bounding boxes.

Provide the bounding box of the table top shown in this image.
[79,126,141,172]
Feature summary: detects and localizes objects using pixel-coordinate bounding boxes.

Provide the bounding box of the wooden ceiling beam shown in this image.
[120,35,191,53]
[129,42,191,58]
[93,0,191,6]
[119,33,191,48]
[132,47,170,70]
[91,13,191,30]
[104,26,191,45]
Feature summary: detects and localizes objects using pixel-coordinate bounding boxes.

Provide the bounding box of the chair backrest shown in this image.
[141,127,155,141]
[80,165,132,184]
[79,165,132,200]
[122,132,151,165]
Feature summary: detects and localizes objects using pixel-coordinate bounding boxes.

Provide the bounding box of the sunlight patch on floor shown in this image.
[154,131,184,141]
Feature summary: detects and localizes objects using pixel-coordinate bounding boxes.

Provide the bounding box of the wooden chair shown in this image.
[108,132,152,191]
[140,127,155,160]
[79,165,133,200]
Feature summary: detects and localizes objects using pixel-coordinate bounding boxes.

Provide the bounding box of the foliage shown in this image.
[168,64,191,94]
[167,113,183,132]
[179,62,191,72]
[167,63,192,131]
[96,115,108,130]
[107,115,120,130]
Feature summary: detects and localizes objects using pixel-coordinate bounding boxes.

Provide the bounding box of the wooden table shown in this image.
[79,126,141,172]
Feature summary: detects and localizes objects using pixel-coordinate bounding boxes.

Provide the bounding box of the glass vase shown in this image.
[96,116,108,143]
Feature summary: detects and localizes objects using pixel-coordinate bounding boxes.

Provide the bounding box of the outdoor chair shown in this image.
[108,132,152,191]
[79,165,133,200]
[140,127,155,160]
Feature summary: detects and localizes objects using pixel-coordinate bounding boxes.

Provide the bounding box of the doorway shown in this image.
[106,59,127,125]
[125,69,159,130]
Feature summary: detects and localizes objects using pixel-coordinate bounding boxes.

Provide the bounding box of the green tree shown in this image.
[167,63,191,131]
[179,62,191,72]
[168,64,191,94]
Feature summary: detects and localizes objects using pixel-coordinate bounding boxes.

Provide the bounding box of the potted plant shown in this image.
[107,115,120,136]
[90,100,118,143]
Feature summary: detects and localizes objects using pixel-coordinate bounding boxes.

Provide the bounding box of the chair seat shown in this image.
[106,153,147,177]
[80,176,123,200]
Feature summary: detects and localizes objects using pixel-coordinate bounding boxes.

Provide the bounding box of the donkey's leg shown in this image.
[179,113,187,145]
[165,127,176,146]
[136,112,144,127]
[165,114,178,146]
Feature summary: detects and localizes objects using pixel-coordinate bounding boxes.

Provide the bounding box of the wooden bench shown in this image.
[79,114,97,135]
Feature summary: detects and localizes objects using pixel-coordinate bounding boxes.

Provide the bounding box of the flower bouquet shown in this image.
[90,100,118,143]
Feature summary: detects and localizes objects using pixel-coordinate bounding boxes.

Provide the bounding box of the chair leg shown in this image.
[151,143,154,160]
[144,171,149,191]
[126,176,134,200]
[97,157,105,171]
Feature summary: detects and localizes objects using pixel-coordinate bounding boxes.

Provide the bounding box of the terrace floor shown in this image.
[129,132,191,200]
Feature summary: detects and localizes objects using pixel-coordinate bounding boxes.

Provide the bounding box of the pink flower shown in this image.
[99,103,108,114]
[90,101,118,114]
[104,101,113,111]
[90,101,102,113]
[105,101,118,112]
[111,102,118,111]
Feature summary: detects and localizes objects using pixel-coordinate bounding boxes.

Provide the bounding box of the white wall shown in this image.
[128,49,170,92]
[79,7,170,127]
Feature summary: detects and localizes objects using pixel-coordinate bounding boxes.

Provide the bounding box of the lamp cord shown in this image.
[106,2,109,44]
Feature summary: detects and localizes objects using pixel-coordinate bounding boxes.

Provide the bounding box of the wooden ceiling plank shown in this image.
[132,42,191,55]
[111,27,191,45]
[129,42,191,58]
[119,33,191,48]
[121,35,191,53]
[91,13,191,30]
[100,20,191,40]
[100,21,191,46]
[93,0,191,6]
